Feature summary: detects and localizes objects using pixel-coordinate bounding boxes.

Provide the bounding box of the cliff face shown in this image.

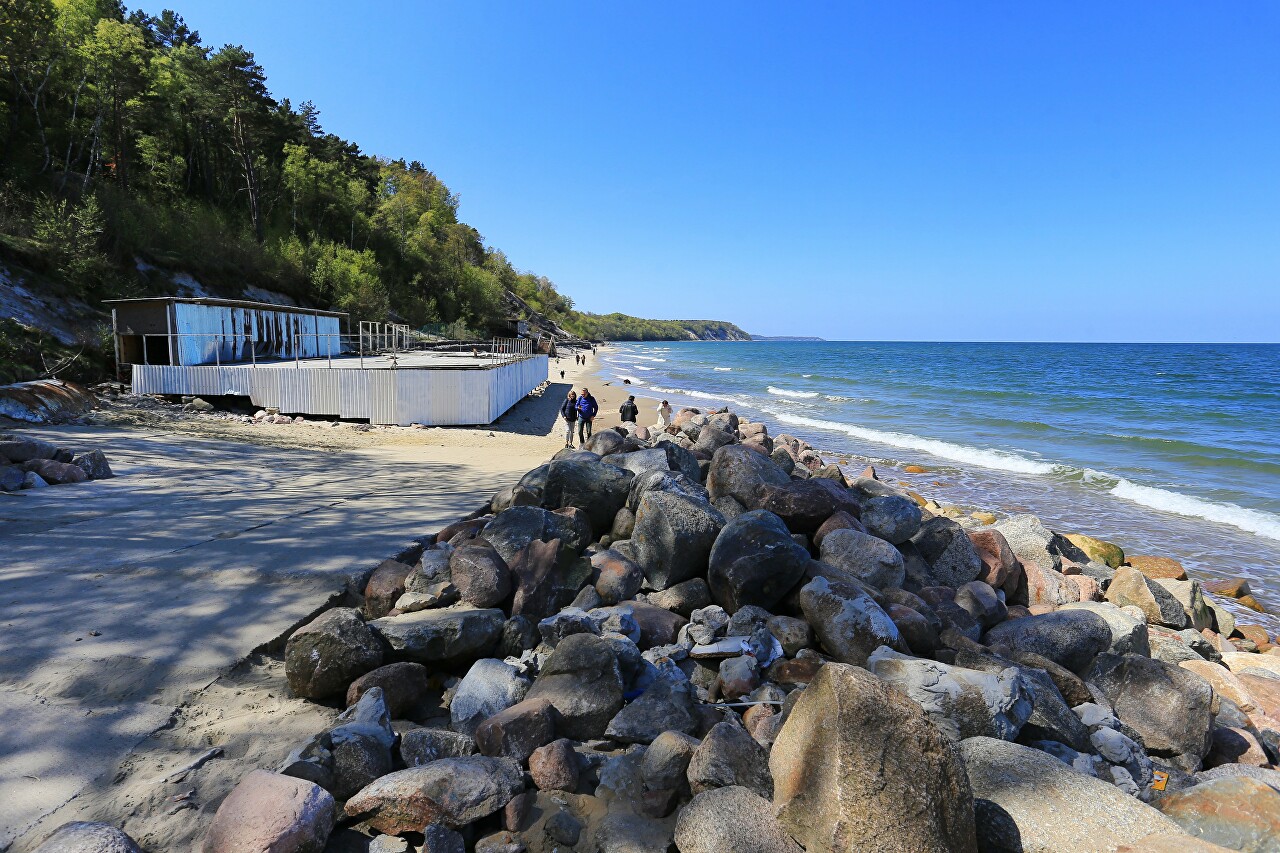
[502,290,751,343]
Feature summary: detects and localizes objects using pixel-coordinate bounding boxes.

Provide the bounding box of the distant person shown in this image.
[656,399,672,429]
[560,369,565,380]
[576,387,598,444]
[620,395,639,423]
[560,390,579,448]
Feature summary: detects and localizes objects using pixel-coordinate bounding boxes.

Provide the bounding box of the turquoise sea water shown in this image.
[600,341,1280,626]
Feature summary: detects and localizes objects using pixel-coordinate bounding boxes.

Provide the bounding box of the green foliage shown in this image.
[566,313,751,342]
[0,0,747,384]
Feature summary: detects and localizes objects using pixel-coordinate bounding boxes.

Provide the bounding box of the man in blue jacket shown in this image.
[576,387,598,445]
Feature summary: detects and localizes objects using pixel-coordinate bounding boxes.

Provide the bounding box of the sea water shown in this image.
[601,341,1280,627]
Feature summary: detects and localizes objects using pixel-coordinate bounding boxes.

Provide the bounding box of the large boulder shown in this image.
[867,647,1033,742]
[961,737,1186,852]
[1059,601,1150,656]
[346,662,430,718]
[983,609,1111,673]
[707,510,810,613]
[508,538,591,621]
[23,458,88,484]
[203,771,335,853]
[756,479,861,534]
[33,823,142,853]
[991,514,1072,572]
[909,516,984,587]
[1153,578,1215,632]
[541,459,633,533]
[524,633,624,740]
[451,658,530,735]
[798,576,905,666]
[673,786,803,853]
[819,528,906,590]
[368,606,504,666]
[475,697,557,763]
[449,546,512,608]
[0,437,58,462]
[706,445,790,509]
[481,505,589,567]
[625,468,709,513]
[1106,566,1189,628]
[286,608,383,700]
[771,662,977,852]
[859,494,922,545]
[687,721,773,799]
[605,676,698,744]
[1156,776,1280,851]
[631,491,725,590]
[1086,653,1214,766]
[343,757,522,832]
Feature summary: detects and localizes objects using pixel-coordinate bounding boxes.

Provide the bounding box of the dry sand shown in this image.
[4,346,660,852]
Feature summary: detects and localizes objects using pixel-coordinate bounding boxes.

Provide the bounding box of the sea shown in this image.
[599,341,1280,630]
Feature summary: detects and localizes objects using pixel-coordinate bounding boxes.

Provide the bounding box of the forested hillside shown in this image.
[0,0,746,381]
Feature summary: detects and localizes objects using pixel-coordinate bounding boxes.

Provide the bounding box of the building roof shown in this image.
[104,296,347,318]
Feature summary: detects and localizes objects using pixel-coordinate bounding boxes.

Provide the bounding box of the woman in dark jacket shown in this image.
[560,391,578,448]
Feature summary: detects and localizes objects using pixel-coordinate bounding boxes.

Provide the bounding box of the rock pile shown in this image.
[0,435,113,491]
[45,407,1280,852]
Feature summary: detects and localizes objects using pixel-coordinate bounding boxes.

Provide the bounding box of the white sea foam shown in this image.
[631,365,655,371]
[631,355,667,362]
[768,386,820,399]
[713,367,732,371]
[765,410,1057,475]
[1110,480,1280,541]
[616,375,645,385]
[802,374,812,378]
[651,385,748,406]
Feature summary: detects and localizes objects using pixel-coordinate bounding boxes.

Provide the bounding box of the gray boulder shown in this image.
[673,786,803,853]
[641,730,700,793]
[72,449,114,480]
[449,546,512,608]
[910,516,984,587]
[343,757,522,832]
[369,606,504,666]
[708,510,811,613]
[868,647,1032,742]
[632,490,725,590]
[541,459,633,532]
[707,445,790,509]
[859,494,923,544]
[285,608,383,700]
[525,633,624,740]
[605,675,698,743]
[1086,653,1214,766]
[400,728,476,766]
[798,576,905,666]
[202,771,334,853]
[1060,601,1151,656]
[450,658,530,735]
[481,505,589,567]
[819,527,906,590]
[33,823,141,853]
[626,468,708,513]
[687,722,773,799]
[983,609,1111,673]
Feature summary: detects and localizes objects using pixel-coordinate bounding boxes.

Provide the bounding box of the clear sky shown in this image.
[168,1,1279,341]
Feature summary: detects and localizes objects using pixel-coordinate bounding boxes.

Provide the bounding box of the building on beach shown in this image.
[106,297,547,426]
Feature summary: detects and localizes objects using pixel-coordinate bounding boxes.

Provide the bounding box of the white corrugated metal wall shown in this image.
[131,355,548,426]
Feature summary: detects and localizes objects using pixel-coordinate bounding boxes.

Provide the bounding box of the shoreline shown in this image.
[585,347,1278,633]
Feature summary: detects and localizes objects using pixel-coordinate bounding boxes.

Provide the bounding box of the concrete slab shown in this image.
[0,425,529,848]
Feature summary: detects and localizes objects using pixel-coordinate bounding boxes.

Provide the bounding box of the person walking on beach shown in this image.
[576,387,598,444]
[560,390,579,447]
[656,399,672,429]
[560,369,565,380]
[620,395,639,423]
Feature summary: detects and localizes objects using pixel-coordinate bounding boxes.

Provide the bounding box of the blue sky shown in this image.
[171,1,1279,341]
